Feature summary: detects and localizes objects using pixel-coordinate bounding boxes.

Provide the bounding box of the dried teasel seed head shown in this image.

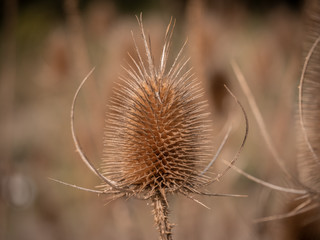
[57,14,248,240]
[100,16,214,199]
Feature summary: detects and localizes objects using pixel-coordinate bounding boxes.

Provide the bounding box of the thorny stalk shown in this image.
[152,192,173,240]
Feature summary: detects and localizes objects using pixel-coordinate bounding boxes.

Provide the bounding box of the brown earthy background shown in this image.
[1,0,317,239]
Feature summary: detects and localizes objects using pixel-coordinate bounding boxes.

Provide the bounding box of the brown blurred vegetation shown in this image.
[2,0,318,239]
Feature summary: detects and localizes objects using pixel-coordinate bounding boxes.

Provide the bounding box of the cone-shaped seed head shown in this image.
[101,17,213,197]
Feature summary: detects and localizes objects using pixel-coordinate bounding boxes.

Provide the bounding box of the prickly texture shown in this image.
[152,194,173,240]
[101,20,213,196]
[297,0,320,192]
[100,17,214,239]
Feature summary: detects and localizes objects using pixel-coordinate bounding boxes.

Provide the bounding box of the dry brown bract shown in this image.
[53,14,248,240]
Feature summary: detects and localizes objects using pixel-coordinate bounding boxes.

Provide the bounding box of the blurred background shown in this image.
[0,0,315,239]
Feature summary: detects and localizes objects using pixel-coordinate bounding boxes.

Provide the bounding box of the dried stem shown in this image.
[152,193,173,240]
[231,60,294,180]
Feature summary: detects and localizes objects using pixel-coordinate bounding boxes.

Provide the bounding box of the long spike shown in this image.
[160,17,175,76]
[49,177,106,194]
[136,13,155,78]
[131,30,149,79]
[225,161,307,194]
[201,125,232,175]
[213,86,249,181]
[167,38,188,77]
[201,86,248,186]
[71,68,128,192]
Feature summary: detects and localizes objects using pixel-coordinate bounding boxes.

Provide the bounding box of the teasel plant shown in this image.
[228,0,320,227]
[51,14,249,240]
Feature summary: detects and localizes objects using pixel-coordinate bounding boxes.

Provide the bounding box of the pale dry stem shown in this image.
[231,60,294,180]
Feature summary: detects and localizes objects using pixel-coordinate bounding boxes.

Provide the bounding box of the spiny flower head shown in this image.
[100,16,214,199]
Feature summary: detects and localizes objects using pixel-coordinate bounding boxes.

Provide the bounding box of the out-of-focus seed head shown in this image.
[297,0,320,192]
[100,16,214,198]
